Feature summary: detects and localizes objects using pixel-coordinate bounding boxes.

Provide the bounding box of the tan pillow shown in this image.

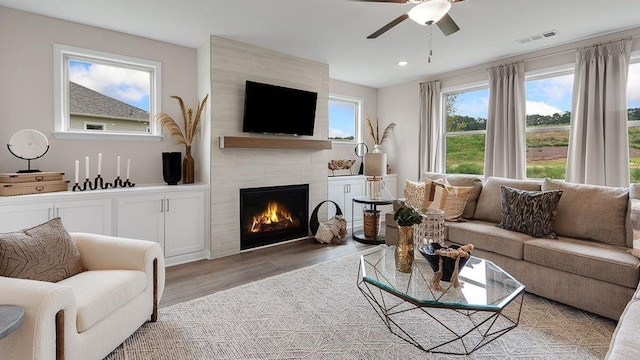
[423,172,483,219]
[0,218,84,282]
[542,178,628,247]
[474,177,542,223]
[424,179,473,221]
[403,180,425,209]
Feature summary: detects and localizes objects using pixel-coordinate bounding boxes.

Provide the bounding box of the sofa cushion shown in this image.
[606,297,640,359]
[474,177,542,223]
[423,172,483,219]
[542,178,629,247]
[424,179,473,221]
[0,218,84,283]
[58,269,147,332]
[447,220,533,260]
[497,186,563,238]
[524,237,640,288]
[403,180,425,209]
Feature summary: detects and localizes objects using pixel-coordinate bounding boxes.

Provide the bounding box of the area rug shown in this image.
[105,247,616,359]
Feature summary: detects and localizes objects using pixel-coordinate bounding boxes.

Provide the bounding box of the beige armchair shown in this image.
[0,233,164,360]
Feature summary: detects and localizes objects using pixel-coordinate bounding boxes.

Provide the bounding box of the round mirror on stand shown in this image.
[7,129,50,173]
[354,142,368,175]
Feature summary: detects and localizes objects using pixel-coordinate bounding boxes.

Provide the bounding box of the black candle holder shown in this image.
[72,175,135,191]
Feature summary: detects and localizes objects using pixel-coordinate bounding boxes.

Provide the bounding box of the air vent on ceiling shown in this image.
[516,30,558,44]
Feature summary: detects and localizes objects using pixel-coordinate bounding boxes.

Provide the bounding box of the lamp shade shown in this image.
[408,0,451,25]
[364,152,387,177]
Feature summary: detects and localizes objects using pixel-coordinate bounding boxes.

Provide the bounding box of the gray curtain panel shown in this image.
[485,62,527,179]
[566,38,632,187]
[419,81,443,177]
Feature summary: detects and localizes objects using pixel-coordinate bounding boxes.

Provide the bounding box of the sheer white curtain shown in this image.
[484,62,526,179]
[566,39,632,187]
[419,81,444,176]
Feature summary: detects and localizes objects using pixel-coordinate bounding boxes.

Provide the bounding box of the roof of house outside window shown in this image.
[69,82,149,121]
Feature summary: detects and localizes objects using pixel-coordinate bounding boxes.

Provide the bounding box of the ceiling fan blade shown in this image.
[367,13,409,39]
[436,13,460,36]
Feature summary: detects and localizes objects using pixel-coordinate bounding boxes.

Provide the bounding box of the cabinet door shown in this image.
[117,194,165,251]
[56,199,112,235]
[327,181,346,219]
[0,203,50,232]
[346,180,366,227]
[164,191,205,257]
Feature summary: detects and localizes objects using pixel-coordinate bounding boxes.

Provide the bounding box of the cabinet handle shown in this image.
[166,199,170,212]
[48,207,51,220]
[56,208,60,217]
[160,199,164,213]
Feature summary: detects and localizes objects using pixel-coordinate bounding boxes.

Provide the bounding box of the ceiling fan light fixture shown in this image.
[408,0,451,26]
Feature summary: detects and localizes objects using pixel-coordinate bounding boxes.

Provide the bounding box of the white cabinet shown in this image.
[0,184,209,267]
[327,174,398,230]
[116,189,207,265]
[0,198,111,234]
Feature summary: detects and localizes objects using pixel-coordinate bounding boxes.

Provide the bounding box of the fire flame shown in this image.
[250,201,298,233]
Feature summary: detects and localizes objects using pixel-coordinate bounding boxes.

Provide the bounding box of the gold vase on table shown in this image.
[395,226,414,273]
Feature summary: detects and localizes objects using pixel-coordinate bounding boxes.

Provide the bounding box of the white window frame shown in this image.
[53,44,162,141]
[328,94,362,145]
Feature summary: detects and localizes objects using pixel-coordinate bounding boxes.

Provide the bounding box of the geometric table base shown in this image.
[357,265,524,355]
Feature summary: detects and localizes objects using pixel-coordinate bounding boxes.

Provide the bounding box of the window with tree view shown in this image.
[328,96,360,143]
[628,61,640,182]
[525,72,573,179]
[445,87,489,175]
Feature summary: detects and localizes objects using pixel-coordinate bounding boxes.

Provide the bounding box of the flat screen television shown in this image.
[242,81,317,136]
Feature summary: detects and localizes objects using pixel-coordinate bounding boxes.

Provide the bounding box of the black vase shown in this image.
[162,152,182,185]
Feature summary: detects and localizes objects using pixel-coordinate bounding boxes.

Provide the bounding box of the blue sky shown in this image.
[451,63,640,119]
[328,99,356,139]
[68,60,151,111]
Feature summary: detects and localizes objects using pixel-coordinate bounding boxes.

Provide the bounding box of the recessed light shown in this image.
[398,61,408,67]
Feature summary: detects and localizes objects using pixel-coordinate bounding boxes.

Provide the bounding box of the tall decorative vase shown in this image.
[183,145,195,184]
[395,226,414,273]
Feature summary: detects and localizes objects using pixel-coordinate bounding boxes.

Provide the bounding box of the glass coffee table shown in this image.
[357,246,525,355]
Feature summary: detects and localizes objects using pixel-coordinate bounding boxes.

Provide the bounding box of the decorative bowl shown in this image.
[419,243,471,282]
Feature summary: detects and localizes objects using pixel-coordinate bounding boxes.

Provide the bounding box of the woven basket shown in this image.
[363,209,381,237]
[309,200,343,236]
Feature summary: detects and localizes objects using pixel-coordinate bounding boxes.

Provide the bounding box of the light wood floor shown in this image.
[161,236,376,308]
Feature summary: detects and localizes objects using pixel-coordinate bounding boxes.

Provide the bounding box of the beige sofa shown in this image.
[385,173,640,322]
[0,233,164,360]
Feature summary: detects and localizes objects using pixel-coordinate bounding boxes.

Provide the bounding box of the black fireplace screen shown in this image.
[240,184,309,250]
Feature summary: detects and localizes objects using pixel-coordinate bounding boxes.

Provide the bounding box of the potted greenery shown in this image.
[393,202,423,273]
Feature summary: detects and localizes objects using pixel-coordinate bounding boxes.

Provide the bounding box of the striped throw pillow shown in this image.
[424,179,473,221]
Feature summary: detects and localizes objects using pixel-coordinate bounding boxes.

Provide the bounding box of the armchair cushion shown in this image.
[0,217,83,282]
[58,269,146,332]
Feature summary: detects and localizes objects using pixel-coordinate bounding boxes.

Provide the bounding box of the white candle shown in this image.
[74,160,79,183]
[117,156,121,177]
[126,159,131,180]
[85,156,90,179]
[97,153,102,176]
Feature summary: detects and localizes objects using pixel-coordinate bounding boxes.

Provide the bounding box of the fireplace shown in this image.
[240,184,309,250]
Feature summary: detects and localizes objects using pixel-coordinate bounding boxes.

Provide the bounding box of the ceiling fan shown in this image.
[358,0,464,39]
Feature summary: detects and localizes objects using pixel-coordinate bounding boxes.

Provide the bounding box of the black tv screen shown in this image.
[242,81,317,136]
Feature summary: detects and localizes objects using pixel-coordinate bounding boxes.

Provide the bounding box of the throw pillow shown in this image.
[497,186,563,238]
[422,172,483,219]
[424,179,473,221]
[403,180,425,209]
[0,217,84,282]
[542,178,629,247]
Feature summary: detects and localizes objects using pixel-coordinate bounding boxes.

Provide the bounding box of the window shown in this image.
[628,60,640,182]
[53,44,161,140]
[525,71,574,179]
[444,87,489,175]
[328,95,361,143]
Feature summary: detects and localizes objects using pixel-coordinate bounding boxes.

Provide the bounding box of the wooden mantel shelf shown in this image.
[219,136,332,150]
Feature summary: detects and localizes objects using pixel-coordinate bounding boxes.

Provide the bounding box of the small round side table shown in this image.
[0,305,24,340]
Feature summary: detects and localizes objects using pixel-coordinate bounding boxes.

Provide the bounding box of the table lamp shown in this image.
[364,152,386,200]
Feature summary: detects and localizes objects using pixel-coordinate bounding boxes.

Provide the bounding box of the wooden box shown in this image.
[0,180,69,196]
[0,172,65,183]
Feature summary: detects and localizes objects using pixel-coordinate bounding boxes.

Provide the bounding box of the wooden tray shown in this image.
[0,180,69,196]
[0,172,65,183]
